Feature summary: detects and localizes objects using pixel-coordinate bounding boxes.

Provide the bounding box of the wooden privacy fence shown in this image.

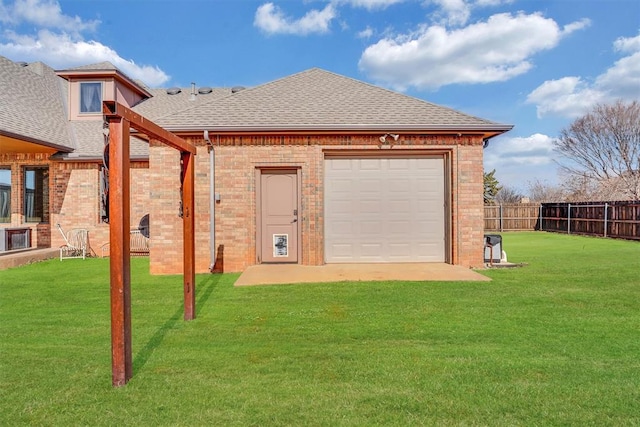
[484,203,541,231]
[485,201,640,240]
[540,201,640,240]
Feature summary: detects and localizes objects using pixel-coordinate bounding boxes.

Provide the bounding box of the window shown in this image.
[80,82,102,113]
[0,168,10,223]
[24,167,49,223]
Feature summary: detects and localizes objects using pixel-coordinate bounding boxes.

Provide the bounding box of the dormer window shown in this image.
[80,82,102,113]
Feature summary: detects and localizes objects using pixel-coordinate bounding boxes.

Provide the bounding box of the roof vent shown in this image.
[166,87,181,95]
[17,61,28,67]
[231,86,246,94]
[198,86,213,94]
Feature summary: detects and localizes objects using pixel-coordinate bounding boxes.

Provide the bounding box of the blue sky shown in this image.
[1,0,639,194]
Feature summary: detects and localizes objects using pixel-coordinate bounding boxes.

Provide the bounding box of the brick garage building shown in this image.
[150,69,512,274]
[0,57,511,273]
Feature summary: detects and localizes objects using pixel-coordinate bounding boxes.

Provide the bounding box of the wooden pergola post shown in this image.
[108,116,132,386]
[103,101,196,387]
[181,151,196,320]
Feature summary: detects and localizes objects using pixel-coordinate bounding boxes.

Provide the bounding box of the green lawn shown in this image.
[1,231,639,426]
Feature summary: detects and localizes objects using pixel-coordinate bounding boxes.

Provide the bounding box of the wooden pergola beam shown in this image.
[104,101,196,387]
[103,101,196,154]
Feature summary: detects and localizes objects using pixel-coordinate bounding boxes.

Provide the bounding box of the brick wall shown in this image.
[149,142,184,274]
[451,143,485,268]
[1,153,149,255]
[148,134,486,274]
[52,161,149,255]
[52,162,100,250]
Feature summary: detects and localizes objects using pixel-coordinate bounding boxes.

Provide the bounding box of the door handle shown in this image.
[292,218,298,223]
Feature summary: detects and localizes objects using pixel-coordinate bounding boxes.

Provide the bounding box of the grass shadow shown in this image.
[133,274,223,372]
[196,274,223,315]
[133,305,182,373]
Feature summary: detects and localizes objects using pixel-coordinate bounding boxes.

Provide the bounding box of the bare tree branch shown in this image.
[554,100,640,200]
[495,186,524,204]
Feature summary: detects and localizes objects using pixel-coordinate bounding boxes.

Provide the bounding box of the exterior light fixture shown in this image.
[379,133,400,148]
[379,133,399,143]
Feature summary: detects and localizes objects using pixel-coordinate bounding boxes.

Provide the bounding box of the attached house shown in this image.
[0,56,152,257]
[0,55,512,274]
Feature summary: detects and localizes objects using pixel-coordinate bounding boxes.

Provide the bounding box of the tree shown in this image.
[554,100,640,200]
[527,179,566,202]
[483,169,502,204]
[495,185,524,204]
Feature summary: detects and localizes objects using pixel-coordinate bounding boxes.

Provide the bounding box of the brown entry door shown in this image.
[260,170,298,263]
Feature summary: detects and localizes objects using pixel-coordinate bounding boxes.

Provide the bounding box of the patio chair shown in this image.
[129,229,150,256]
[57,224,89,260]
[100,229,150,257]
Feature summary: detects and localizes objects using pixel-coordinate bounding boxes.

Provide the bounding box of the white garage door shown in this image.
[324,156,445,263]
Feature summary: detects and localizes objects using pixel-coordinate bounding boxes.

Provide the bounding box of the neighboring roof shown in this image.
[154,68,512,135]
[0,56,72,151]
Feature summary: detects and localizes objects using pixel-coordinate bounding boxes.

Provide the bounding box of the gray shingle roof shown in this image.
[65,120,148,159]
[154,68,512,133]
[2,57,511,160]
[0,56,72,150]
[132,87,230,120]
[66,61,119,71]
[1,56,148,159]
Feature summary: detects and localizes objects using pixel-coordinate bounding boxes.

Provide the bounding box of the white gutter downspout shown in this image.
[204,130,216,272]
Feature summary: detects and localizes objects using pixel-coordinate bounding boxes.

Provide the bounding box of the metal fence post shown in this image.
[539,204,543,231]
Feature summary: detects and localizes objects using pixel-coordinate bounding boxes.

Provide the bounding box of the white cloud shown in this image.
[0,0,99,33]
[593,53,640,99]
[614,32,640,53]
[484,133,559,189]
[357,26,374,39]
[594,34,640,100]
[336,0,405,10]
[254,2,337,35]
[474,0,513,6]
[428,0,471,26]
[0,0,170,87]
[561,18,590,36]
[426,0,515,27]
[485,133,556,167]
[0,30,170,86]
[359,12,585,91]
[527,33,640,118]
[526,77,606,118]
